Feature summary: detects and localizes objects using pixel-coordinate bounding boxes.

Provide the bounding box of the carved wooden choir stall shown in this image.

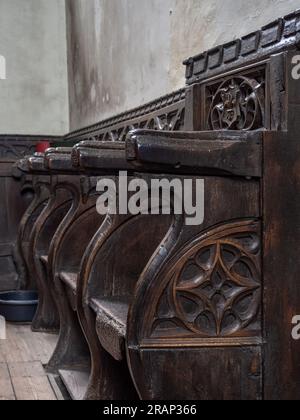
[6,11,300,399]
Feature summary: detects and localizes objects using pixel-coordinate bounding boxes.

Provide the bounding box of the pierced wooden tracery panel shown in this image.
[151,220,261,339]
[99,106,185,142]
[65,89,186,143]
[205,69,266,131]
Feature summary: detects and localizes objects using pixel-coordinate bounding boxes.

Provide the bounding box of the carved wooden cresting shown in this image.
[184,11,300,84]
[65,88,186,143]
[0,138,36,159]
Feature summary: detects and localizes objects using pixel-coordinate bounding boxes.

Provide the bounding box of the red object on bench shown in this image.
[36,141,50,153]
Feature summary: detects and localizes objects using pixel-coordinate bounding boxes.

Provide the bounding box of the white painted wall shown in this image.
[66,0,300,131]
[0,0,298,134]
[0,0,69,135]
[170,0,300,89]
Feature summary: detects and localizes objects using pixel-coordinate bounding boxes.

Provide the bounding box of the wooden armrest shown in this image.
[72,141,125,166]
[28,153,49,173]
[13,156,32,177]
[44,148,76,172]
[16,156,34,173]
[71,141,132,172]
[73,140,125,152]
[126,129,262,177]
[45,147,73,155]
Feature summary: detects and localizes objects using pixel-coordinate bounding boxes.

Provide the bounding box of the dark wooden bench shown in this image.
[71,129,261,400]
[44,145,122,381]
[15,154,51,291]
[13,10,300,400]
[27,92,187,399]
[26,151,75,332]
[72,12,300,400]
[0,136,61,292]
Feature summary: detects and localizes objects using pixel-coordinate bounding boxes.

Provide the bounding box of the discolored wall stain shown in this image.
[66,0,300,131]
[169,0,300,89]
[66,0,173,131]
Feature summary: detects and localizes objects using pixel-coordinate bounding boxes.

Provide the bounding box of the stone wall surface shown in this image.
[0,0,69,135]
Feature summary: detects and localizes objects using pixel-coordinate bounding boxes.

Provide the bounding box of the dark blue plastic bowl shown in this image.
[0,291,38,322]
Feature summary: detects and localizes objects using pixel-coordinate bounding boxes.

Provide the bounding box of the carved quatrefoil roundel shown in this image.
[152,221,261,338]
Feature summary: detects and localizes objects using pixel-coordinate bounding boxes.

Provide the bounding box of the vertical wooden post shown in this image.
[263,48,300,399]
[184,84,202,130]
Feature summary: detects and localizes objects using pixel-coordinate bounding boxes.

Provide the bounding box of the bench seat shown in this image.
[90,296,130,362]
[40,255,49,264]
[59,271,78,310]
[59,271,77,291]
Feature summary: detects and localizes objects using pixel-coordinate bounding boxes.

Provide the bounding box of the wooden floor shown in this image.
[0,323,58,400]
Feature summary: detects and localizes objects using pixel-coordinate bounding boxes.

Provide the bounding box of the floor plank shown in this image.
[8,361,46,378]
[12,375,56,400]
[0,323,58,400]
[59,369,89,401]
[0,363,15,400]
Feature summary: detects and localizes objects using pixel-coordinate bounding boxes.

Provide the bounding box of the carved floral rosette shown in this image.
[208,76,265,131]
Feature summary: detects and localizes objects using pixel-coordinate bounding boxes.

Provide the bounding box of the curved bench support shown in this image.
[46,188,102,376]
[77,213,143,400]
[17,179,50,290]
[14,155,51,290]
[29,182,73,333]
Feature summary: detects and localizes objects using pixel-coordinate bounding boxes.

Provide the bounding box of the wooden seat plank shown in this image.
[59,369,89,401]
[40,255,49,265]
[90,297,130,361]
[59,271,77,291]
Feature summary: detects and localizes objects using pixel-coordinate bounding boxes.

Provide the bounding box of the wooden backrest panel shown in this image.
[87,214,172,300]
[0,136,60,291]
[56,203,105,273]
